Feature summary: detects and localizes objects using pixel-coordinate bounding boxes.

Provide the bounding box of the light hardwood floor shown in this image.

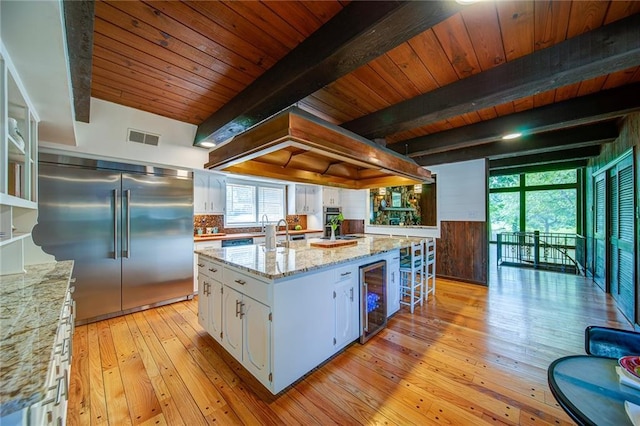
[67,264,632,425]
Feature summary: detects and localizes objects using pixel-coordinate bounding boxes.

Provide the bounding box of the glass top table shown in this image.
[548,355,640,426]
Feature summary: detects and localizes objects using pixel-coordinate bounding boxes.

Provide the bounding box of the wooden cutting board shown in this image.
[310,240,358,248]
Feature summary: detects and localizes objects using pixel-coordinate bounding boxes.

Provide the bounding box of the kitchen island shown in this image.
[195,235,421,394]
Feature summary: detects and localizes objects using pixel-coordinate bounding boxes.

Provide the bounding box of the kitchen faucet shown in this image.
[261,214,269,232]
[276,218,290,246]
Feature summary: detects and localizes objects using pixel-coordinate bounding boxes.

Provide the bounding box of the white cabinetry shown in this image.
[0,43,39,275]
[222,286,244,359]
[194,170,225,214]
[333,264,359,350]
[198,256,223,342]
[322,186,341,207]
[288,184,320,214]
[386,250,401,317]
[221,267,272,387]
[194,241,221,292]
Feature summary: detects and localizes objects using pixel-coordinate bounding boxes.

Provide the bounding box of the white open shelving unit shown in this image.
[0,41,40,275]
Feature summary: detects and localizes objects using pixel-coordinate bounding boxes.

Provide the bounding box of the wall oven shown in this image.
[359,260,387,343]
[324,206,342,237]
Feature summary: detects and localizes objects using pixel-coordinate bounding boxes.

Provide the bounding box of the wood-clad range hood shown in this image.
[204,107,432,189]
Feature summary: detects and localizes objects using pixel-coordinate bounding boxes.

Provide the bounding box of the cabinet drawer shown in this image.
[224,267,270,305]
[198,257,223,281]
[334,264,357,283]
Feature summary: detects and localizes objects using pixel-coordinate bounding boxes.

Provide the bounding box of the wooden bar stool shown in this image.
[424,237,436,299]
[399,240,424,313]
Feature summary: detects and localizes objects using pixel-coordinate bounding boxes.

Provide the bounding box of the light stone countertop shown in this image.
[0,260,74,417]
[196,235,423,280]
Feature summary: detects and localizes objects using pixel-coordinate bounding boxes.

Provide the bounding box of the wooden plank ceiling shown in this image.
[72,0,640,171]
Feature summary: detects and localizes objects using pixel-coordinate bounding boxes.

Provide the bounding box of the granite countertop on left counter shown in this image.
[0,260,74,417]
[196,235,422,280]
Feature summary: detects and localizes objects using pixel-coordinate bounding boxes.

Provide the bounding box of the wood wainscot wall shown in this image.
[342,219,365,234]
[438,221,487,285]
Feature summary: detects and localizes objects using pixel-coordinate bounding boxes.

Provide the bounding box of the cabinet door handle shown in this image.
[198,263,205,267]
[234,279,246,285]
[350,287,354,302]
[393,257,400,260]
[239,302,245,319]
[209,268,217,273]
[204,201,207,211]
[235,300,240,317]
[340,271,351,277]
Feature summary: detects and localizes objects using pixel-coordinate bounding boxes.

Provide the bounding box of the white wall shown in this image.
[428,159,486,222]
[40,98,209,171]
[341,189,367,220]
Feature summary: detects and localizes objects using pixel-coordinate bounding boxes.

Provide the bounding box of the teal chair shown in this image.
[585,326,640,358]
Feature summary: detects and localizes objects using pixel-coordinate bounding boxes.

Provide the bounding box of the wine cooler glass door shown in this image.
[360,260,387,343]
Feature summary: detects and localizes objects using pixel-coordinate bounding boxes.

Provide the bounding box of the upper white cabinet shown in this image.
[288,184,320,215]
[1,43,39,275]
[322,186,341,207]
[194,169,226,214]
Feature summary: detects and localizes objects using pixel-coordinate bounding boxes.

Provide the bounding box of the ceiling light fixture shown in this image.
[502,132,522,140]
[199,141,216,148]
[455,0,481,4]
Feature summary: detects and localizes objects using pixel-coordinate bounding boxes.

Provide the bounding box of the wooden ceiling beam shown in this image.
[489,146,602,170]
[343,13,640,139]
[413,122,618,166]
[194,1,461,145]
[397,82,640,157]
[62,0,95,123]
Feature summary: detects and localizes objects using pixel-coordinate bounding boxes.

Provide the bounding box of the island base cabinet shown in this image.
[222,287,244,360]
[209,280,223,341]
[386,250,401,317]
[222,286,272,388]
[198,256,223,342]
[333,265,359,350]
[197,275,210,333]
[272,270,334,393]
[243,297,271,385]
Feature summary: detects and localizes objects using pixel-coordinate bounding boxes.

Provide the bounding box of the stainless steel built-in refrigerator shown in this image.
[33,156,194,324]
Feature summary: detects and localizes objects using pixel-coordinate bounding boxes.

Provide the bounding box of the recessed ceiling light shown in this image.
[455,0,481,4]
[502,132,522,140]
[199,141,216,148]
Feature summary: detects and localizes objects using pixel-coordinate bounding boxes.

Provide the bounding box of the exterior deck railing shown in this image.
[496,231,582,274]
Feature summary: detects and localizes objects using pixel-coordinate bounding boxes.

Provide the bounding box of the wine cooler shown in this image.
[359,260,387,343]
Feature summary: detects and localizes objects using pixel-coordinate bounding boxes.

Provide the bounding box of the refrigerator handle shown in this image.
[113,189,119,259]
[125,189,131,258]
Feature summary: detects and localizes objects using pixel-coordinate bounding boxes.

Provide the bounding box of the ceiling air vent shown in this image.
[127,129,160,146]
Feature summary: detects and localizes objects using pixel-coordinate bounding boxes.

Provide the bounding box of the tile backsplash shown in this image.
[193,215,307,235]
